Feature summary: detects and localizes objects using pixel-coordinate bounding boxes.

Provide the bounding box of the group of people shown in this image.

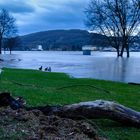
[39,66,52,72]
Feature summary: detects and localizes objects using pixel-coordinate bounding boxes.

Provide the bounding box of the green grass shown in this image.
[0,68,140,140]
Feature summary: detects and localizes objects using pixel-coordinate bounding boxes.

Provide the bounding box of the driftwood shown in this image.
[128,82,140,86]
[28,100,140,128]
[0,92,24,109]
[1,92,140,128]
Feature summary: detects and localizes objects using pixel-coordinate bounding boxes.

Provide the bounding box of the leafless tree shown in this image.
[4,37,20,54]
[85,0,140,57]
[0,9,17,54]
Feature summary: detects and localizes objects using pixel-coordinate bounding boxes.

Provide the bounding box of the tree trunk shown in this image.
[126,46,129,58]
[120,46,124,57]
[28,100,140,128]
[120,36,130,57]
[1,92,140,128]
[10,49,12,54]
[117,48,120,57]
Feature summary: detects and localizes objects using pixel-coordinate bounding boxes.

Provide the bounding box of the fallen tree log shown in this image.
[128,82,140,86]
[28,100,140,128]
[57,100,140,127]
[1,92,140,128]
[0,92,24,109]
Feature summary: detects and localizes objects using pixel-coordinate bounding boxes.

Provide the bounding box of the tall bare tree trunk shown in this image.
[120,36,130,57]
[10,49,12,55]
[117,48,120,57]
[126,45,129,58]
[120,46,124,57]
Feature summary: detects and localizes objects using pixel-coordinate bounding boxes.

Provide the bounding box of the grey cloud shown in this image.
[0,0,35,13]
[0,0,90,35]
[36,0,88,28]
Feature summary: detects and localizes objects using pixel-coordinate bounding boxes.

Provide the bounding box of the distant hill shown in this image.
[17,29,140,51]
[18,29,108,51]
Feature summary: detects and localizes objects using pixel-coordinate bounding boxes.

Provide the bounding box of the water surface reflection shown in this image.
[0,51,140,83]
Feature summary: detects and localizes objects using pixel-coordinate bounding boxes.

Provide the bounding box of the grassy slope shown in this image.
[0,68,140,140]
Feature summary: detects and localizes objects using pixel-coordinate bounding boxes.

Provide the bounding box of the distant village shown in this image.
[30,43,140,55]
[31,45,44,51]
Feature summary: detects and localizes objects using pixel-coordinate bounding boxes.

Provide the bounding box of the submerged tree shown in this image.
[0,9,17,54]
[4,37,20,54]
[85,0,140,57]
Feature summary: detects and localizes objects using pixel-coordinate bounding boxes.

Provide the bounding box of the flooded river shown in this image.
[0,51,140,83]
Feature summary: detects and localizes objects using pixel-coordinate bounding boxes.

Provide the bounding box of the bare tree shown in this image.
[0,9,17,54]
[4,37,20,54]
[85,0,140,57]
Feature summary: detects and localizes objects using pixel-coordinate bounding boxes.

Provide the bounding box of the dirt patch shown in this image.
[0,107,106,140]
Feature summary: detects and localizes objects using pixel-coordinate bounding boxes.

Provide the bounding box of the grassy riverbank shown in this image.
[0,68,140,140]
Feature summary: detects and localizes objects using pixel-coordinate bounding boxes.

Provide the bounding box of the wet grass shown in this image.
[0,68,140,140]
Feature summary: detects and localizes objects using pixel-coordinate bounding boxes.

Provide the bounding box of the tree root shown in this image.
[56,84,111,94]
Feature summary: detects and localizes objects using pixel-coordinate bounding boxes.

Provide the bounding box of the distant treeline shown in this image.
[14,29,139,51]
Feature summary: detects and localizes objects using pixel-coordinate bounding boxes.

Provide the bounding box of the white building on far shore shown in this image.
[37,45,43,51]
[31,45,43,51]
[82,45,98,51]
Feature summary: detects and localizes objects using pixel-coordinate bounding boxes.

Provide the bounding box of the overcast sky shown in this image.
[0,0,90,35]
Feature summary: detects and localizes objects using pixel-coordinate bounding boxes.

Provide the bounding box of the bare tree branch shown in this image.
[85,0,140,57]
